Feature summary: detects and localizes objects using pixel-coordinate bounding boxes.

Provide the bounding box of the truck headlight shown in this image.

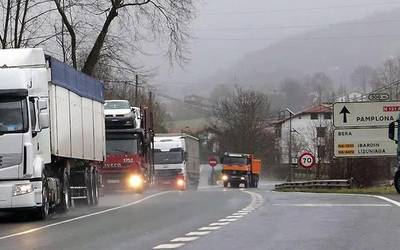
[176,179,185,187]
[12,183,33,196]
[240,177,246,180]
[128,175,142,188]
[222,175,228,181]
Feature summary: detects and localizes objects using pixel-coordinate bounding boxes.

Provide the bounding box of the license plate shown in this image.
[107,179,120,184]
[162,181,171,185]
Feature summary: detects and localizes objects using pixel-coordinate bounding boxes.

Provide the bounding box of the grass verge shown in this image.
[276,186,398,195]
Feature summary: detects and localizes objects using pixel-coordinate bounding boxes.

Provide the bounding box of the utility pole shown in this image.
[149,90,154,183]
[287,108,295,182]
[135,74,139,106]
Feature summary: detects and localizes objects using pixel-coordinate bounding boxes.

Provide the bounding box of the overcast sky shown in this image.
[147,0,400,94]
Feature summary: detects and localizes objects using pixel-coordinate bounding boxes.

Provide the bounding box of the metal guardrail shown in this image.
[275,179,352,190]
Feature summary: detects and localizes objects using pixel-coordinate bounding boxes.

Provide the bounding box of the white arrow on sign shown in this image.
[334,101,400,127]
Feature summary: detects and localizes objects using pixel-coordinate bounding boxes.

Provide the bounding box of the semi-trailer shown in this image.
[0,48,105,219]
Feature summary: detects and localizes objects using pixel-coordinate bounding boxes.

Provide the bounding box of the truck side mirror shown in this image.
[38,99,47,110]
[389,122,397,144]
[39,112,49,130]
[38,98,49,130]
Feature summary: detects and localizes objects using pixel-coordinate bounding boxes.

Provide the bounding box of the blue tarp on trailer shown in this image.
[46,56,104,103]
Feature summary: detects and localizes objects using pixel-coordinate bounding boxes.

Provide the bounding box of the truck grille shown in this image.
[0,154,21,169]
[155,169,181,180]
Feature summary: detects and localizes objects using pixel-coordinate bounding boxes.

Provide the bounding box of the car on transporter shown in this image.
[104,100,140,128]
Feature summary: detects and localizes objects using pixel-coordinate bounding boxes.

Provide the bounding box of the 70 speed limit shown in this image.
[299,152,316,169]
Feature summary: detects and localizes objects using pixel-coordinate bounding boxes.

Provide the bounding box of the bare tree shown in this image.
[210,87,272,158]
[350,65,377,93]
[305,72,333,103]
[52,0,195,75]
[0,0,54,49]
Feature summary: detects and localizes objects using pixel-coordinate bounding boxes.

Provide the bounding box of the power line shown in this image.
[194,33,400,42]
[194,19,400,32]
[203,2,400,15]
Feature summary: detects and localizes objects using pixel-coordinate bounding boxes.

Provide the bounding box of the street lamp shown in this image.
[286,108,295,182]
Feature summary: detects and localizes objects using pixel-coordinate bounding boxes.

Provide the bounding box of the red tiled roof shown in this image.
[301,104,332,114]
[273,103,332,125]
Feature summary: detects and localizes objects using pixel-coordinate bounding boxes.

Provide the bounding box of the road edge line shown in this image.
[0,191,173,241]
[370,195,400,207]
[272,190,400,207]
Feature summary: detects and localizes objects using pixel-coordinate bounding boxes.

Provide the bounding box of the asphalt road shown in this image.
[0,166,400,250]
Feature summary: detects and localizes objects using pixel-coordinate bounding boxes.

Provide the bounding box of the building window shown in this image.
[310,113,318,120]
[275,127,281,138]
[324,113,332,120]
[317,127,326,137]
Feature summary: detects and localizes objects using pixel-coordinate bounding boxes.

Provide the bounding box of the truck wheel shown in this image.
[84,168,93,205]
[35,185,50,220]
[92,169,99,205]
[59,165,71,212]
[394,170,400,194]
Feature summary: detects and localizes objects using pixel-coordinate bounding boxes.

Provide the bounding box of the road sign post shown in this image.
[208,157,218,185]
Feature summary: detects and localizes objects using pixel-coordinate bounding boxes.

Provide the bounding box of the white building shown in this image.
[274,104,333,165]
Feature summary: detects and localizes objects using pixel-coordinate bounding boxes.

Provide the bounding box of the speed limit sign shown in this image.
[299,152,316,169]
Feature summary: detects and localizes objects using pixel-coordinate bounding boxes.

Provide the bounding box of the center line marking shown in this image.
[219,218,237,222]
[0,191,173,241]
[227,215,243,218]
[233,212,248,215]
[154,243,185,249]
[186,231,211,236]
[198,226,221,231]
[209,222,230,226]
[171,237,199,242]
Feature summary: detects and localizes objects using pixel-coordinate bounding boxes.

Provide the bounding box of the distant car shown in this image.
[104,100,136,128]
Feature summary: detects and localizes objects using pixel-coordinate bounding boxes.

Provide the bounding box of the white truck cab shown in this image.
[154,134,200,190]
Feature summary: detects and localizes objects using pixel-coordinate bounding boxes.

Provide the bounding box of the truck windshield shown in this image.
[154,151,183,164]
[0,97,28,134]
[106,139,138,154]
[223,156,249,165]
[105,101,130,110]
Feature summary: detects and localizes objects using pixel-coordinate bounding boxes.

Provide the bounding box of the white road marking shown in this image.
[273,203,391,207]
[233,212,248,215]
[153,190,264,249]
[275,191,400,208]
[153,243,185,249]
[372,195,400,207]
[171,237,199,242]
[209,222,230,226]
[0,191,173,241]
[226,215,243,218]
[219,218,237,222]
[186,231,211,236]
[198,226,221,231]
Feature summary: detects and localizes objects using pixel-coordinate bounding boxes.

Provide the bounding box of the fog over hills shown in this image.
[190,8,400,96]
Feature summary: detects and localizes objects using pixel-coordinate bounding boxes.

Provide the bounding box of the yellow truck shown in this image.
[221,153,261,188]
